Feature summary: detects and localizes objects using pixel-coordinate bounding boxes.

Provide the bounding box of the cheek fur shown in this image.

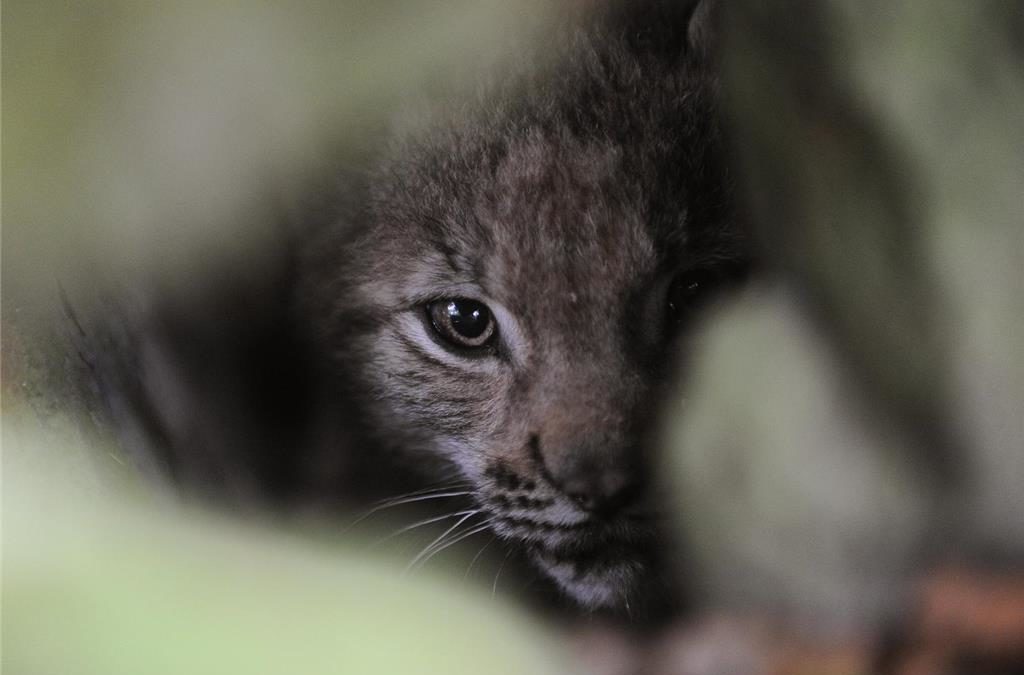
[362,326,513,443]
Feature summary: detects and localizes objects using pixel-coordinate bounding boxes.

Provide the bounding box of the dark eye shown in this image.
[666,268,722,329]
[427,299,496,349]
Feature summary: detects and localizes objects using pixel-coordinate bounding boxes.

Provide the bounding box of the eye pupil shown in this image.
[428,298,496,349]
[446,300,488,339]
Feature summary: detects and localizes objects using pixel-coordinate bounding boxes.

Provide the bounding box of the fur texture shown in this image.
[80,0,754,613]
[297,0,751,610]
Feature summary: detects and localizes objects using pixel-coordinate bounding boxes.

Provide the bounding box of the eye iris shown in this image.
[447,300,489,339]
[428,298,496,349]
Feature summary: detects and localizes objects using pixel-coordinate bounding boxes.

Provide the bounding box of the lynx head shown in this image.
[307,0,750,610]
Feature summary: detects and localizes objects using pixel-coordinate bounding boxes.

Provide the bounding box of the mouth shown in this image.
[528,530,656,610]
[488,509,660,610]
[476,457,663,610]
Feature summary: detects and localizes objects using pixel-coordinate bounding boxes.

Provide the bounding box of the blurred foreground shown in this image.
[4,1,1024,674]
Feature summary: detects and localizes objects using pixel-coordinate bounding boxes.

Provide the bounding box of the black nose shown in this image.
[559,468,643,517]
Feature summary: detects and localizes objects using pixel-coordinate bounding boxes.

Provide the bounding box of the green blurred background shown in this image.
[4,3,574,673]
[4,2,1023,673]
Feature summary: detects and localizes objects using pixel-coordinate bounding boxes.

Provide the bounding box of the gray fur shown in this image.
[78,0,753,613]
[298,0,751,610]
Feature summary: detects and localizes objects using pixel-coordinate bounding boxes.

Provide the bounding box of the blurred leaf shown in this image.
[2,407,568,675]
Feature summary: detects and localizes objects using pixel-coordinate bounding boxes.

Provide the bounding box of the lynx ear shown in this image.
[685,0,718,61]
[609,0,719,63]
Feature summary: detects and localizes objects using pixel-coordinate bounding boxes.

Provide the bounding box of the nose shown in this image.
[553,460,644,517]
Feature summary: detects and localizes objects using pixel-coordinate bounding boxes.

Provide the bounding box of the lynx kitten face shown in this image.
[306,2,752,610]
[68,2,748,613]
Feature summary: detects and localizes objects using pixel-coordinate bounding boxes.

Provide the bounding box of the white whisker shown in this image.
[492,548,513,598]
[371,482,472,507]
[371,509,479,548]
[403,511,479,574]
[408,523,491,573]
[345,489,474,530]
[464,536,496,580]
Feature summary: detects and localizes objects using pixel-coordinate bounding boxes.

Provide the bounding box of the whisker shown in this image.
[408,523,491,573]
[370,481,473,507]
[434,467,467,485]
[345,489,474,530]
[492,548,513,598]
[403,511,479,574]
[371,509,478,548]
[464,536,496,580]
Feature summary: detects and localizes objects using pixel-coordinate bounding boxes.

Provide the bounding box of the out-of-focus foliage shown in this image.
[3,2,568,673]
[666,0,1024,635]
[5,0,1023,672]
[3,0,556,328]
[4,403,568,675]
[669,290,935,629]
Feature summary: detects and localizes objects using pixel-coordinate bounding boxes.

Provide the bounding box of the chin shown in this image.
[528,540,656,612]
